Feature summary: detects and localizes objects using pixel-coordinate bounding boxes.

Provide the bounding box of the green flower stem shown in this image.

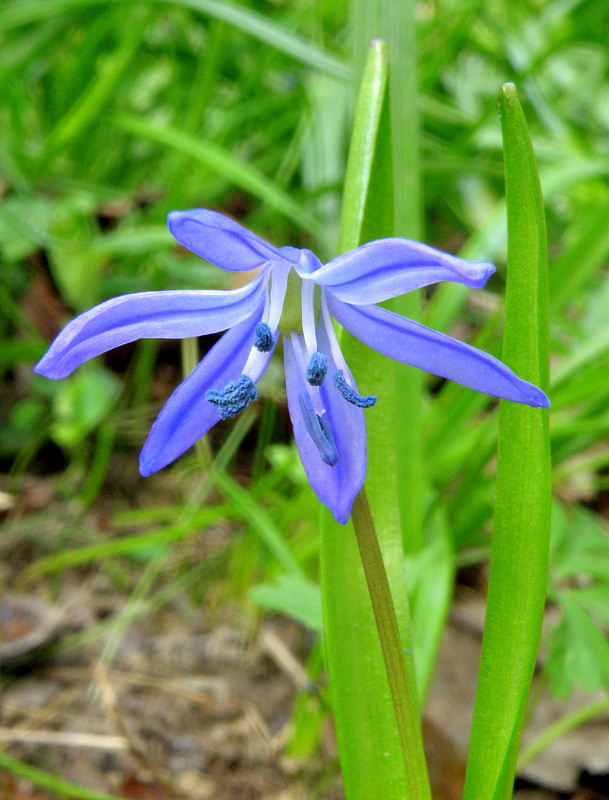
[350,488,431,800]
[321,507,414,800]
[518,697,609,770]
[463,83,551,800]
[180,336,200,380]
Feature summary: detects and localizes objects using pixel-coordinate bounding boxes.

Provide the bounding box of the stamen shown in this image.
[267,264,290,331]
[306,352,328,386]
[290,332,324,415]
[320,291,351,374]
[319,294,377,409]
[241,265,288,380]
[253,322,274,352]
[206,374,257,419]
[334,370,377,408]
[298,392,338,466]
[301,279,317,356]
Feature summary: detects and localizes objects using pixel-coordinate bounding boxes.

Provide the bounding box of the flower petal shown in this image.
[309,238,495,304]
[328,296,550,407]
[34,271,269,379]
[293,248,323,277]
[168,209,298,271]
[284,326,367,524]
[140,310,273,476]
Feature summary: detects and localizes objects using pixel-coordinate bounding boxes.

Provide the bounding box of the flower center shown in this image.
[205,262,290,420]
[277,269,304,336]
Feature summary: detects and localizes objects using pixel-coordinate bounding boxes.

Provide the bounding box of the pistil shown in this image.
[298,392,338,466]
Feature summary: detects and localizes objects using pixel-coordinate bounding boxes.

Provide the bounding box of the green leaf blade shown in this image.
[463,83,552,800]
[321,37,430,800]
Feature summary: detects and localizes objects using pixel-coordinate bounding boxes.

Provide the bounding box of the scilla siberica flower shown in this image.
[35,209,549,523]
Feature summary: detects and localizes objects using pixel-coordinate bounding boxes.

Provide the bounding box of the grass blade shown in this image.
[322,40,429,800]
[40,8,149,162]
[0,0,349,79]
[0,750,128,800]
[463,83,551,800]
[111,111,324,239]
[351,0,425,552]
[213,469,305,579]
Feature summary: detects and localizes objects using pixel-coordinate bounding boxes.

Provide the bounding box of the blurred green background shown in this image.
[2,0,609,792]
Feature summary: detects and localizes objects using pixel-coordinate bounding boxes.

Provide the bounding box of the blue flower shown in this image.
[35,209,549,523]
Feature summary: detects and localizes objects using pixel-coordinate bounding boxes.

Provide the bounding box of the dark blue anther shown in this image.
[306,352,328,386]
[298,392,338,466]
[334,369,377,408]
[253,322,274,352]
[206,374,257,419]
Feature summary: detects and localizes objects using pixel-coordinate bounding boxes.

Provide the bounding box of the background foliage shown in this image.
[2,0,609,789]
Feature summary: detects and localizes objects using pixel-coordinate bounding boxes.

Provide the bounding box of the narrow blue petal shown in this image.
[284,326,367,524]
[310,238,495,305]
[140,310,273,476]
[279,245,302,262]
[168,209,298,271]
[34,270,268,379]
[328,296,550,407]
